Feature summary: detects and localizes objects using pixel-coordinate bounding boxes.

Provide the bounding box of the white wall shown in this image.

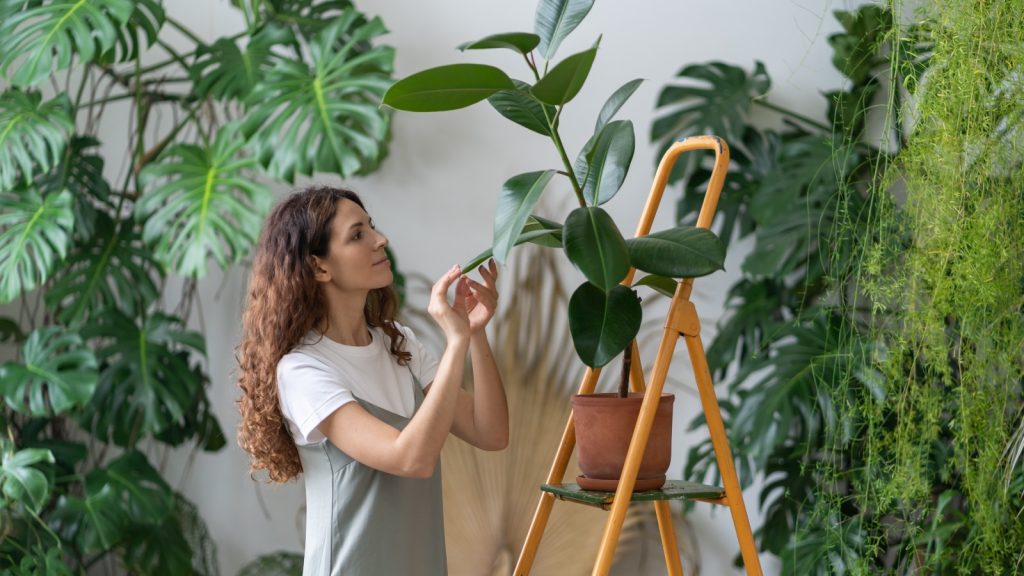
[6,1,868,574]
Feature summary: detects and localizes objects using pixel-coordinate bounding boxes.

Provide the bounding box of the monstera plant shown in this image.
[0,0,396,572]
[383,0,726,371]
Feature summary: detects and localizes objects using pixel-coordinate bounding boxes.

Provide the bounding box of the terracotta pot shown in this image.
[571,392,674,492]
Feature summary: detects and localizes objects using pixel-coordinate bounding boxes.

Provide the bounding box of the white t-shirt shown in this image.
[276,323,439,446]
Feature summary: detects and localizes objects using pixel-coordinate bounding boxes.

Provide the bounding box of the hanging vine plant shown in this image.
[657,2,1024,573]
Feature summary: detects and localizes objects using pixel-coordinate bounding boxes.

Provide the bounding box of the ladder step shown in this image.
[540,480,725,510]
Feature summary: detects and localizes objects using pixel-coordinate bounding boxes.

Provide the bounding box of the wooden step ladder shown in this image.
[513,135,764,576]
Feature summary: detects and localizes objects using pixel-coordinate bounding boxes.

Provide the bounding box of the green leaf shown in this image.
[80,310,209,447]
[0,446,55,512]
[563,206,630,291]
[828,6,892,85]
[239,552,305,576]
[595,78,643,133]
[137,124,271,278]
[35,135,113,242]
[0,317,24,344]
[464,215,562,270]
[122,511,194,576]
[0,327,97,416]
[243,10,394,181]
[458,32,540,55]
[487,79,556,136]
[568,282,641,368]
[45,213,162,325]
[0,90,73,190]
[626,225,725,278]
[191,23,293,101]
[531,48,596,106]
[383,63,513,112]
[575,119,634,206]
[633,274,678,298]
[0,188,75,302]
[102,0,165,63]
[651,61,770,145]
[0,0,135,87]
[534,0,595,60]
[493,170,556,264]
[54,451,174,553]
[255,0,363,40]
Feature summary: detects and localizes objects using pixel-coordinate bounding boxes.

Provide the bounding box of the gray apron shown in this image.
[296,372,446,575]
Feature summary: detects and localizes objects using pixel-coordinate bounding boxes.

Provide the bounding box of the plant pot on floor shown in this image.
[571,392,674,492]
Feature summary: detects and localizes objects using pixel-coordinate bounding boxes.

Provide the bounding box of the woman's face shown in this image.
[313,198,392,293]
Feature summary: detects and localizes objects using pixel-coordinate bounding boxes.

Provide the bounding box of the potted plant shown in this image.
[382,0,725,491]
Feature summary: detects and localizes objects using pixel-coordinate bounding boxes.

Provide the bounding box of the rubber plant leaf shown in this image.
[568,282,641,368]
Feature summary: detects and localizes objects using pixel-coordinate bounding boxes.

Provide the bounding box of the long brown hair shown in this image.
[236,186,410,482]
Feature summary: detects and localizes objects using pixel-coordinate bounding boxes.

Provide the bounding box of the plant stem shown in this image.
[753,98,832,133]
[80,91,184,108]
[165,15,205,46]
[550,127,585,207]
[619,342,632,398]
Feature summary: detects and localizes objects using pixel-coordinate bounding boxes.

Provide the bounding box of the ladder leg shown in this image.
[683,331,763,575]
[654,500,685,576]
[593,328,681,575]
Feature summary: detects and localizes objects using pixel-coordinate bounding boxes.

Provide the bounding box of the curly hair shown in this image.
[236,186,410,483]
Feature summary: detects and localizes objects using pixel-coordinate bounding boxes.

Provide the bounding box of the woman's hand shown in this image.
[428,265,471,342]
[465,258,499,335]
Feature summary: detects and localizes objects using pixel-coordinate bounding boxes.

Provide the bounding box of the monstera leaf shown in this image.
[122,495,197,576]
[0,188,74,302]
[243,0,362,40]
[0,0,135,87]
[45,213,161,326]
[651,61,770,150]
[80,310,207,447]
[0,445,55,513]
[0,327,97,417]
[35,135,112,242]
[244,10,394,181]
[53,451,173,553]
[136,124,270,278]
[534,0,594,60]
[103,0,164,63]
[239,552,304,576]
[191,23,293,101]
[0,91,73,191]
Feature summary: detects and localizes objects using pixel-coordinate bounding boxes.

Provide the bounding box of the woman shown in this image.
[237,186,508,575]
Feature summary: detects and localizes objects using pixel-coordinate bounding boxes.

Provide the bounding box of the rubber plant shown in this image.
[654,3,1024,573]
[382,0,726,375]
[0,0,397,572]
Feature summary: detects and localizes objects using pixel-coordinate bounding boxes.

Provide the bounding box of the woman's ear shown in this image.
[311,256,331,283]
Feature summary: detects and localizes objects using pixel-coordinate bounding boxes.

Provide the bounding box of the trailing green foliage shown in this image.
[664,3,1024,573]
[383,0,727,368]
[0,0,398,571]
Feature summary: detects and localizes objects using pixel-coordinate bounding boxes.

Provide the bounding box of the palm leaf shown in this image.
[0,0,135,87]
[0,90,73,191]
[0,188,74,303]
[80,310,208,447]
[0,326,97,416]
[45,213,161,325]
[243,9,394,181]
[136,124,271,278]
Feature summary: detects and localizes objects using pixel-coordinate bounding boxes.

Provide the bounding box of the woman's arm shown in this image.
[448,332,508,450]
[447,259,509,451]
[316,265,472,478]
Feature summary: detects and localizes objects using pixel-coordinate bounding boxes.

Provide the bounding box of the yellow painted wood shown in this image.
[654,501,685,576]
[514,135,765,576]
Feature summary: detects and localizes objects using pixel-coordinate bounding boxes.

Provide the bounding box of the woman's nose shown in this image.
[375,230,388,248]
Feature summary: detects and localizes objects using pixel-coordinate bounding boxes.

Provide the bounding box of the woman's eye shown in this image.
[353,232,362,241]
